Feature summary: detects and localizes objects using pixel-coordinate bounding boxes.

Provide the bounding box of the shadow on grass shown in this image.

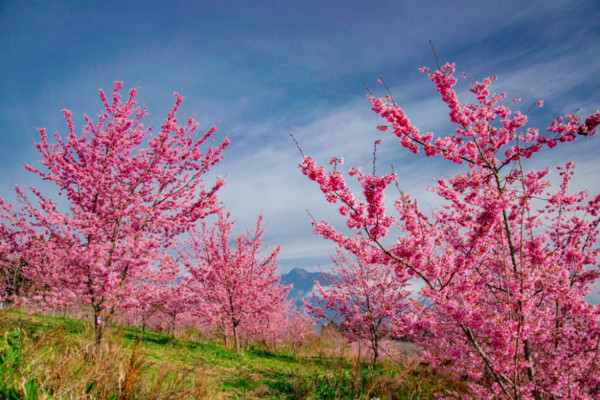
[118,327,244,363]
[248,348,298,362]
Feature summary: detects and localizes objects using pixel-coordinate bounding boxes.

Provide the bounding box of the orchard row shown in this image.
[1,62,600,399]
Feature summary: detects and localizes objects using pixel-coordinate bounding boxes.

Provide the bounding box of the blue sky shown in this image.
[1,0,599,274]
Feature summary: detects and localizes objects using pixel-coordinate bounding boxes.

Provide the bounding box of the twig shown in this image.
[523,99,542,116]
[289,133,305,158]
[469,66,478,82]
[134,73,146,88]
[378,76,396,105]
[460,323,514,398]
[429,40,442,71]
[391,164,403,195]
[363,82,373,96]
[372,140,379,175]
[118,52,123,82]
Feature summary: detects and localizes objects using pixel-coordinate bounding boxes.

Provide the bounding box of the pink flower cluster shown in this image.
[300,156,396,240]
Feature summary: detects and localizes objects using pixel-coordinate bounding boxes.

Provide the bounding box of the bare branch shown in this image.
[289,133,305,158]
[429,40,442,71]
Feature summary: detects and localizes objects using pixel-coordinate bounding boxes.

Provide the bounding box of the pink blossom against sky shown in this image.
[1,0,599,274]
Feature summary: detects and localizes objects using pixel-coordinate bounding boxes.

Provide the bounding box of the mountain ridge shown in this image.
[279,267,334,307]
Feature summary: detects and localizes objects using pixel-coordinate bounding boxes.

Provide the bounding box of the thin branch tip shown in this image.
[289,133,306,158]
[429,40,442,71]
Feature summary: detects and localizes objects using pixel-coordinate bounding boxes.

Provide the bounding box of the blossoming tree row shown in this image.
[0,83,310,351]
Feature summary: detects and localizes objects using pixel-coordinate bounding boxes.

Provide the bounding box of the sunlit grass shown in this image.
[0,309,466,399]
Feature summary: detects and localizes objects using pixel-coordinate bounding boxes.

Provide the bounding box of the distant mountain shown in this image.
[280,268,334,307]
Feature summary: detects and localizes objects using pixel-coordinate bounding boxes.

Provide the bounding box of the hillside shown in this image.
[0,310,462,399]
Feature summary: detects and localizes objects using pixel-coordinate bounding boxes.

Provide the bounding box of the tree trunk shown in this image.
[233,325,240,353]
[524,338,542,400]
[372,336,379,363]
[94,311,105,344]
[87,309,106,358]
[139,313,147,340]
[170,312,177,341]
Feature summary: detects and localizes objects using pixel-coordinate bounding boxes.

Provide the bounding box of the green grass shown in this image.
[0,309,465,399]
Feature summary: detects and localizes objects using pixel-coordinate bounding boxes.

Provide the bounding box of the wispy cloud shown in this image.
[0,0,599,276]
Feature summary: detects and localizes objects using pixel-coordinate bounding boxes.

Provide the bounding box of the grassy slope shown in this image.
[0,310,464,399]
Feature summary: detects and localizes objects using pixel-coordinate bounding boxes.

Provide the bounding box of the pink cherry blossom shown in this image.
[180,210,290,353]
[0,82,229,344]
[299,62,600,398]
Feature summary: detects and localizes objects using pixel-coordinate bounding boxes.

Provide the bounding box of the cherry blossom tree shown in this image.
[0,201,32,304]
[0,82,229,344]
[155,274,197,340]
[181,210,290,353]
[297,62,600,398]
[0,202,77,310]
[276,302,316,355]
[119,256,199,339]
[251,298,289,352]
[251,299,315,353]
[307,248,410,362]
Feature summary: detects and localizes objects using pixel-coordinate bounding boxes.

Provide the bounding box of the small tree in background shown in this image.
[120,256,198,339]
[156,274,197,340]
[280,303,316,355]
[254,299,316,353]
[307,248,410,362]
[182,210,290,353]
[0,203,38,304]
[298,61,600,398]
[0,82,229,345]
